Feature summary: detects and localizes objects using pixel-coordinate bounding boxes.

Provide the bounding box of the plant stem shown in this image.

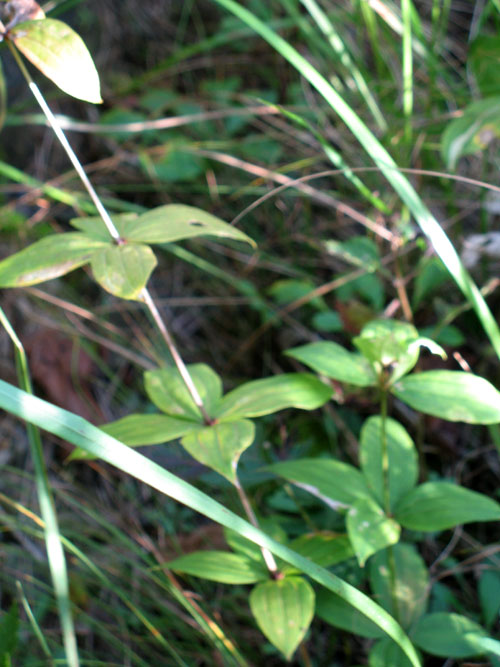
[233,476,279,575]
[9,41,212,425]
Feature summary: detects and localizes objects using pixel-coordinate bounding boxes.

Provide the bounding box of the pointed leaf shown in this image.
[286,341,376,386]
[286,532,354,569]
[145,364,222,421]
[347,497,401,566]
[215,373,332,420]
[181,419,255,482]
[224,521,288,564]
[0,233,107,287]
[250,577,315,660]
[395,482,500,531]
[412,613,488,658]
[68,413,202,461]
[267,458,371,507]
[90,243,157,300]
[316,588,385,638]
[393,370,500,424]
[168,550,268,584]
[479,570,500,629]
[126,204,255,247]
[369,544,429,629]
[10,19,102,103]
[70,213,140,242]
[360,416,418,510]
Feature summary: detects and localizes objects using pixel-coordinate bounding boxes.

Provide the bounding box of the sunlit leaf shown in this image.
[181,419,255,482]
[10,19,102,103]
[250,577,315,660]
[0,233,107,287]
[286,341,377,386]
[360,416,418,510]
[168,550,268,584]
[70,214,140,242]
[393,371,500,424]
[286,532,354,570]
[90,243,157,300]
[395,482,500,531]
[215,373,332,420]
[145,364,222,421]
[126,204,255,247]
[347,497,400,566]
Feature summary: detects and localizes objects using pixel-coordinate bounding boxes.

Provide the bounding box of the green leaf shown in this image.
[369,544,429,629]
[215,373,332,420]
[441,97,500,170]
[0,379,422,667]
[286,532,354,569]
[479,570,500,629]
[353,319,420,382]
[126,204,255,247]
[69,414,202,461]
[286,341,376,386]
[224,521,288,564]
[0,603,19,662]
[168,550,268,584]
[395,482,500,531]
[360,416,418,510]
[90,243,156,300]
[145,364,222,421]
[412,613,488,658]
[70,214,140,242]
[10,19,102,103]
[267,458,371,507]
[369,638,415,667]
[250,577,315,660]
[393,371,500,424]
[347,497,401,566]
[316,588,385,639]
[181,419,255,482]
[0,233,107,287]
[469,36,500,96]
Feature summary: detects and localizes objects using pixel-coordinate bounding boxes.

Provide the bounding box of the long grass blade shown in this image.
[0,380,421,667]
[0,309,79,667]
[210,0,500,359]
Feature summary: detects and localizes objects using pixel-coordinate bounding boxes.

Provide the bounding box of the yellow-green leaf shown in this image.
[90,243,157,300]
[10,19,102,103]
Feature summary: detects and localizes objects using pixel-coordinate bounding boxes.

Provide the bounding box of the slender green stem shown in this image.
[233,476,279,576]
[8,41,212,425]
[0,309,79,667]
[401,0,413,145]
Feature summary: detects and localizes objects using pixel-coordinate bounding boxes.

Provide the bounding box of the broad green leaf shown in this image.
[0,603,19,662]
[286,341,376,387]
[442,97,500,170]
[369,544,429,629]
[369,638,415,667]
[286,532,354,569]
[145,364,221,421]
[412,613,488,658]
[168,550,268,584]
[267,458,371,507]
[316,588,385,639]
[479,570,500,629]
[360,416,418,510]
[69,414,202,461]
[215,373,332,420]
[126,204,255,247]
[250,577,315,660]
[70,214,140,242]
[469,36,500,96]
[0,379,422,667]
[181,419,255,482]
[353,319,420,382]
[10,19,102,103]
[395,482,500,531]
[90,243,156,300]
[393,371,500,424]
[347,497,401,566]
[0,233,107,287]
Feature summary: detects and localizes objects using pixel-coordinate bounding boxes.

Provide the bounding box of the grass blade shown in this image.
[211,0,500,359]
[0,380,421,667]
